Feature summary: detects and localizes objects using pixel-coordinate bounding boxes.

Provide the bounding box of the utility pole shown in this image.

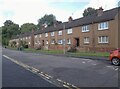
[63,24,66,54]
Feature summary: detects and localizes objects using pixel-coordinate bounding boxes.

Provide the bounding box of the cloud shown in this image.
[0,0,119,27]
[72,0,118,20]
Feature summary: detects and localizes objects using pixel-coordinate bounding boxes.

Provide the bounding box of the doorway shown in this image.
[74,38,79,47]
[42,40,44,46]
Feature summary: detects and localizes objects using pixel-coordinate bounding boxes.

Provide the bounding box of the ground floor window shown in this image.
[58,39,63,44]
[67,39,71,44]
[84,37,90,44]
[98,36,109,43]
[51,39,55,44]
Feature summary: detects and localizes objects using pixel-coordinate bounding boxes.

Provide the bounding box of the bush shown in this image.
[67,46,77,52]
[24,45,28,48]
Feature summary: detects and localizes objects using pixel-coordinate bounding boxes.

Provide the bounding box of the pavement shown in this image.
[2,48,119,88]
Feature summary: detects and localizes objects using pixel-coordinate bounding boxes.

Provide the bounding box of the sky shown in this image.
[0,0,119,27]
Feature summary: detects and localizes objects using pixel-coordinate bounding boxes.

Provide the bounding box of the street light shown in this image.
[63,23,66,54]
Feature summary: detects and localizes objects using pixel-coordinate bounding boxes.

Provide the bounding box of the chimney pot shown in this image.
[68,16,73,22]
[97,7,104,16]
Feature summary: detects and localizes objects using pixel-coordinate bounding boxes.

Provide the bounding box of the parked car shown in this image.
[109,48,120,66]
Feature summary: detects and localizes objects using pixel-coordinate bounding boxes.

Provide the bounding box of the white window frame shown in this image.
[84,37,90,44]
[67,39,71,44]
[82,25,89,32]
[51,39,55,44]
[67,29,72,34]
[58,39,63,44]
[29,36,31,39]
[98,36,109,43]
[35,35,37,38]
[58,31,62,35]
[51,32,55,36]
[45,33,48,37]
[98,22,108,30]
[46,40,48,44]
[39,34,41,38]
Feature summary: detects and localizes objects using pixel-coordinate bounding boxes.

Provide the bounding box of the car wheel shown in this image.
[111,58,120,66]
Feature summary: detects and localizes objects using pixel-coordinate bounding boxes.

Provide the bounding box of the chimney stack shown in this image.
[41,24,46,30]
[68,16,73,22]
[97,7,104,16]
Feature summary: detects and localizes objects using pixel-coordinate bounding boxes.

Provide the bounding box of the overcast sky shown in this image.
[0,0,119,27]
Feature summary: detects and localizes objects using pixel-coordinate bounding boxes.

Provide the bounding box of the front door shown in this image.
[74,38,80,47]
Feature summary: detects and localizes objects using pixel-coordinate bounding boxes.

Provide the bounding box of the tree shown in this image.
[37,14,56,29]
[2,20,20,46]
[20,23,37,34]
[83,7,96,17]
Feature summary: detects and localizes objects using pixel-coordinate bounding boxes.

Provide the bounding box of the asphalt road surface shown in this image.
[2,56,57,88]
[2,48,119,88]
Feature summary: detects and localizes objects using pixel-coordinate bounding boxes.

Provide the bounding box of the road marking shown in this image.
[82,61,86,64]
[92,63,97,65]
[3,55,80,89]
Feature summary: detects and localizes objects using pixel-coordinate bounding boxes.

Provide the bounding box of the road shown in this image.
[2,55,57,88]
[2,48,119,88]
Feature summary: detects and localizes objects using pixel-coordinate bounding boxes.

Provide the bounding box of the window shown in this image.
[84,37,90,43]
[51,32,54,36]
[46,40,48,44]
[67,29,72,34]
[26,37,28,39]
[29,36,31,39]
[82,25,89,32]
[35,35,37,38]
[45,33,48,37]
[58,31,62,35]
[67,39,71,44]
[98,36,109,43]
[58,39,63,44]
[98,22,108,30]
[39,34,41,38]
[38,41,41,44]
[51,39,55,44]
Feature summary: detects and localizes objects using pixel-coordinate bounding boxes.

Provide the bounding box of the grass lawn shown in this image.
[68,52,109,57]
[6,47,109,57]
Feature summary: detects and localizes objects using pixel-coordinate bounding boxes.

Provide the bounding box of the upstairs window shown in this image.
[39,34,41,38]
[58,31,62,35]
[98,22,108,30]
[51,32,55,36]
[67,29,72,34]
[45,33,48,37]
[35,35,37,38]
[98,36,109,43]
[82,25,89,32]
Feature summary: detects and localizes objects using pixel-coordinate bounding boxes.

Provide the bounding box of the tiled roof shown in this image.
[34,7,118,35]
[14,7,119,38]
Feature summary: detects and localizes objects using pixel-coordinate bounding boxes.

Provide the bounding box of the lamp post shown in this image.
[63,23,66,54]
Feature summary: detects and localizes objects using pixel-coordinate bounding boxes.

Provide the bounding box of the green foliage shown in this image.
[37,14,56,29]
[83,7,96,17]
[19,40,28,48]
[2,20,19,46]
[10,41,17,47]
[20,23,37,34]
[0,27,2,43]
